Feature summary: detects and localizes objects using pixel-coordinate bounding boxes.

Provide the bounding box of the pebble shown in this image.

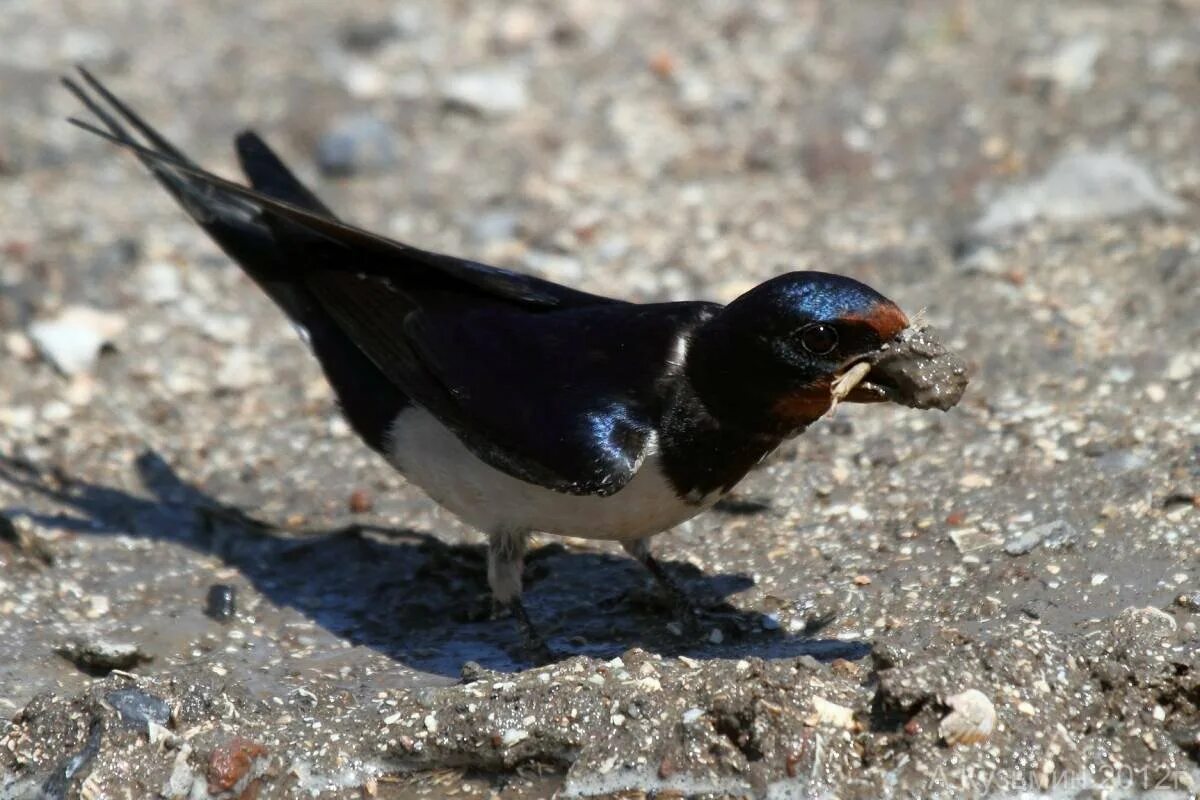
[348,489,373,514]
[55,638,152,673]
[138,261,182,304]
[4,331,35,360]
[1174,593,1200,612]
[500,728,528,746]
[1165,353,1196,382]
[805,696,859,730]
[215,348,268,390]
[341,61,388,100]
[338,16,399,52]
[314,114,399,177]
[1022,34,1106,93]
[207,737,267,794]
[973,150,1184,238]
[1004,520,1079,556]
[204,584,237,622]
[106,687,171,729]
[28,305,127,375]
[950,528,999,554]
[442,69,529,117]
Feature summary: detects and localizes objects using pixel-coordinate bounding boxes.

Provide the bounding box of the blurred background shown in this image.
[1,2,1198,794]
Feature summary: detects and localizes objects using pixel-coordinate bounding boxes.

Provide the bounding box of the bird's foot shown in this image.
[497,599,557,666]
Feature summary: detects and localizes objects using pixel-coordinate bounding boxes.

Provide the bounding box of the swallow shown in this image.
[64,68,968,660]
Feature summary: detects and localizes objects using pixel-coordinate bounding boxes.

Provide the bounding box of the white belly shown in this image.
[387,406,719,540]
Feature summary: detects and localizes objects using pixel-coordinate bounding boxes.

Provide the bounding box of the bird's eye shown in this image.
[798,323,839,355]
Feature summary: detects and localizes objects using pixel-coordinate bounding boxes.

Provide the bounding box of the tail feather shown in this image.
[235,131,333,218]
[65,67,405,452]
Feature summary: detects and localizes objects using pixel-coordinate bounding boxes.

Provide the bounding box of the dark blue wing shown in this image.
[405,301,717,494]
[306,272,718,495]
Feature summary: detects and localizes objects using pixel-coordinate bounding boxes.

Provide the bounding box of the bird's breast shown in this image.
[386,407,721,539]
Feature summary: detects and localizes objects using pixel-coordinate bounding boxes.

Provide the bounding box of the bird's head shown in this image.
[687,271,930,434]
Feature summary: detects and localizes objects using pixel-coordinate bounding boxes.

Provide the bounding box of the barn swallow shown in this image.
[64,68,967,660]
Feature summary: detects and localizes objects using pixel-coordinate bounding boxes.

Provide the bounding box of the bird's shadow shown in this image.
[0,450,870,677]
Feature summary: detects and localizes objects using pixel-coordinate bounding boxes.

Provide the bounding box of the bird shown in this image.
[64,68,955,660]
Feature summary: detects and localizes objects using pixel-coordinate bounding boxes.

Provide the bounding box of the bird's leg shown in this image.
[622,538,703,635]
[487,529,552,663]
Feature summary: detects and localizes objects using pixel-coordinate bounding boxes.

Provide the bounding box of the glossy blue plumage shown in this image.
[776,272,892,321]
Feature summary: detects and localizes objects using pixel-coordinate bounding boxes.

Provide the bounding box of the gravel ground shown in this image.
[1,1,1198,798]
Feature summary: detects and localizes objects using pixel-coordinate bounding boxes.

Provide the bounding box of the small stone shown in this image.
[1022,34,1106,93]
[1004,529,1043,556]
[500,728,528,746]
[4,331,35,361]
[681,708,704,724]
[648,50,676,78]
[338,16,399,52]
[959,473,992,489]
[215,348,267,390]
[805,696,859,731]
[1005,520,1079,555]
[55,638,152,673]
[204,584,237,622]
[139,261,182,304]
[1165,353,1195,382]
[495,6,542,49]
[84,594,110,619]
[852,575,872,586]
[341,61,388,100]
[348,489,373,514]
[423,713,438,733]
[164,744,195,798]
[442,69,529,117]
[106,687,171,730]
[950,528,1000,554]
[315,114,399,178]
[708,627,724,644]
[28,305,126,375]
[1174,592,1200,612]
[207,737,267,793]
[973,150,1184,238]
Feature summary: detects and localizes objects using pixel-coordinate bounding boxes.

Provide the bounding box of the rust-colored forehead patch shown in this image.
[846,301,909,341]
